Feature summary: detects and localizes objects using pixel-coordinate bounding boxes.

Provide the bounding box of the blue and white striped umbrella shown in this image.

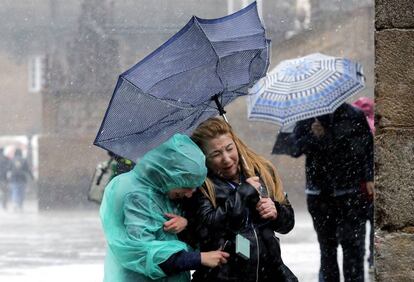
[247,53,365,126]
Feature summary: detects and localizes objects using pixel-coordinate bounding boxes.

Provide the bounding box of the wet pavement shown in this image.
[0,199,374,281]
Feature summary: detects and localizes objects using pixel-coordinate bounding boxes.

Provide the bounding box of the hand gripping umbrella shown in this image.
[94,2,270,161]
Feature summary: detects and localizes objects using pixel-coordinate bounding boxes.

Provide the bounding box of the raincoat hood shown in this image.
[134,133,207,193]
[100,134,207,282]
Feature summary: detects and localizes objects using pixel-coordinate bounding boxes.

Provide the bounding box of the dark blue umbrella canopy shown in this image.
[94,2,270,161]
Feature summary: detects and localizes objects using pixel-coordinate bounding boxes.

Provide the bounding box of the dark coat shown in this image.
[183,174,297,282]
[273,103,373,196]
[8,156,32,184]
[0,154,11,182]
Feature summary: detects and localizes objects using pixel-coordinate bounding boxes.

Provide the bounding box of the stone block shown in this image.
[375,130,414,229]
[375,231,414,281]
[375,30,414,128]
[376,0,414,29]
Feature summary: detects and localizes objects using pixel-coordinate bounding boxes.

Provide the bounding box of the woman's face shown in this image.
[204,134,240,181]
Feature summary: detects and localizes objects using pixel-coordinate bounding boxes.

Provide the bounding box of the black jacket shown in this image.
[8,156,32,184]
[274,103,373,196]
[184,174,297,282]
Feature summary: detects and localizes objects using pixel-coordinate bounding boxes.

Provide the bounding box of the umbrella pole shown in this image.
[212,94,229,123]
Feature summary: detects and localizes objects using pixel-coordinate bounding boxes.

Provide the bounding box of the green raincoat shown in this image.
[100,134,207,282]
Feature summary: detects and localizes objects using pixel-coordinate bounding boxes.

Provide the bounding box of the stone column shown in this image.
[375,1,414,280]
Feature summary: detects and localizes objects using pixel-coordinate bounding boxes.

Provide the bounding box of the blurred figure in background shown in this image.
[108,151,135,183]
[277,103,373,282]
[7,149,33,211]
[0,148,11,210]
[352,97,375,270]
[88,151,135,204]
[352,97,375,134]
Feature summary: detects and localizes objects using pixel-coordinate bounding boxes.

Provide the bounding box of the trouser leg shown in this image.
[337,194,366,282]
[368,203,374,267]
[11,182,25,210]
[0,182,8,209]
[307,195,340,282]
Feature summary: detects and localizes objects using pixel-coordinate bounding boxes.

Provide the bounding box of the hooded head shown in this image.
[134,133,207,195]
[352,97,375,133]
[353,97,374,118]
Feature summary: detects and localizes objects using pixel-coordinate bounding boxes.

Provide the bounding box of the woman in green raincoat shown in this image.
[100,134,229,282]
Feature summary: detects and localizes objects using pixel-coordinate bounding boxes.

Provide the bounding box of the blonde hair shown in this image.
[191,117,286,208]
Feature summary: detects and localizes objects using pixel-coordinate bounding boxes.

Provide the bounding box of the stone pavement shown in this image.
[0,199,374,281]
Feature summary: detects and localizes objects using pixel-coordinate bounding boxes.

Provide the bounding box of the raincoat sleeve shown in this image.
[106,191,189,280]
[159,250,201,275]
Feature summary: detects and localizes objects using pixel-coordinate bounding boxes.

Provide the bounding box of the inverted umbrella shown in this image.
[247,53,365,127]
[94,2,270,160]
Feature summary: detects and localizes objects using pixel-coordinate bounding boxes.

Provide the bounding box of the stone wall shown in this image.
[375,0,414,280]
[0,53,42,135]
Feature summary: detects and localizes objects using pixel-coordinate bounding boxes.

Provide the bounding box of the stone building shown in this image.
[375,0,414,280]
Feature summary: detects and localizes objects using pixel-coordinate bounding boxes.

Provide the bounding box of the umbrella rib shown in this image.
[194,18,226,90]
[98,109,200,143]
[121,77,200,108]
[187,103,213,130]
[143,58,222,95]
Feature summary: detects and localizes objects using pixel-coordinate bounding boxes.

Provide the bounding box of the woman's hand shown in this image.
[366,181,375,197]
[256,198,278,220]
[311,119,325,138]
[245,176,261,191]
[200,250,230,268]
[163,213,188,233]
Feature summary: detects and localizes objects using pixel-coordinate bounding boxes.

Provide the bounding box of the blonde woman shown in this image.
[187,118,297,282]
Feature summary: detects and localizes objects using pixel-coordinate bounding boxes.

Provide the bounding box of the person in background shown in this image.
[282,103,373,282]
[108,152,135,183]
[88,152,135,204]
[352,97,375,134]
[188,117,297,282]
[352,97,375,270]
[0,148,11,210]
[7,149,33,211]
[100,134,229,282]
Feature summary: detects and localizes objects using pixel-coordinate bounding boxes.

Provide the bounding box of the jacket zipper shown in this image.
[251,223,260,282]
